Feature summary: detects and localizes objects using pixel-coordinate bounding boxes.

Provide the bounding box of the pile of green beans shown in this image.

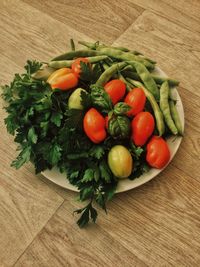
[160,81,178,135]
[34,39,183,137]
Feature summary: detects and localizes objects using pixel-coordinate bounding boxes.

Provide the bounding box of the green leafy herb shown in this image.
[28,127,38,144]
[11,144,32,169]
[74,201,98,228]
[90,84,113,113]
[113,102,131,115]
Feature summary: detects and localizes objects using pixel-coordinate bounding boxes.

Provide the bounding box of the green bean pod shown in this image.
[118,73,132,92]
[127,78,165,136]
[96,47,155,70]
[48,55,108,69]
[122,70,179,87]
[52,49,101,61]
[78,40,99,50]
[169,100,183,135]
[127,61,160,101]
[70,39,75,51]
[160,81,178,135]
[96,62,127,86]
[98,45,130,52]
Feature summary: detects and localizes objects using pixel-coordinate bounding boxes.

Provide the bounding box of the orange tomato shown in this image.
[47,68,78,91]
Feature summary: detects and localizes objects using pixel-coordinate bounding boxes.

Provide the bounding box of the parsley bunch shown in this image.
[1,60,148,227]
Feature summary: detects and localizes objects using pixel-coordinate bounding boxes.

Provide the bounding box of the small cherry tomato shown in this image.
[131,111,155,146]
[104,79,126,104]
[71,57,90,77]
[146,136,170,169]
[83,108,107,143]
[125,88,146,116]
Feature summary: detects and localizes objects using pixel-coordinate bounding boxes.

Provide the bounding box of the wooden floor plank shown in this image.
[0,0,94,78]
[14,195,146,267]
[113,10,200,97]
[21,0,145,43]
[127,0,200,33]
[15,164,200,267]
[96,166,200,266]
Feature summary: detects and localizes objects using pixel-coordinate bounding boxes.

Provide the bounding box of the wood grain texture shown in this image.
[0,0,94,82]
[14,196,146,267]
[113,10,200,98]
[127,0,200,33]
[22,0,144,43]
[0,0,200,266]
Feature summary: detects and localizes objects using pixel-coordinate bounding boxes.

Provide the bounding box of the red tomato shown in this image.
[104,79,126,104]
[131,111,155,146]
[71,57,90,77]
[83,108,107,143]
[146,136,170,169]
[51,72,78,90]
[125,88,146,116]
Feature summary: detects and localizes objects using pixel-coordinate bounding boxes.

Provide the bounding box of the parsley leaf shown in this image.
[11,144,32,169]
[80,62,93,82]
[28,127,38,144]
[50,112,63,127]
[75,202,98,228]
[24,60,42,75]
[47,143,62,165]
[89,145,105,159]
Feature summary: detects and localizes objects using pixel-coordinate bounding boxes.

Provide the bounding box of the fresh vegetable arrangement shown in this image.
[1,40,183,227]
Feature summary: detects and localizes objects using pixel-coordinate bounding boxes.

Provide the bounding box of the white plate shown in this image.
[42,67,184,193]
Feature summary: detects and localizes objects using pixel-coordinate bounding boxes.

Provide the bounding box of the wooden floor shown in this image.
[0,0,200,266]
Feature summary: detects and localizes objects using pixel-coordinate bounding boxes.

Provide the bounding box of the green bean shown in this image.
[118,73,132,92]
[52,49,101,61]
[132,50,143,56]
[121,65,134,72]
[130,51,156,64]
[169,100,183,135]
[153,75,179,87]
[78,40,100,50]
[102,62,110,70]
[96,62,127,86]
[160,81,178,135]
[70,39,75,51]
[98,45,130,52]
[127,78,165,136]
[96,47,155,70]
[127,61,160,101]
[49,55,108,69]
[122,70,179,87]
